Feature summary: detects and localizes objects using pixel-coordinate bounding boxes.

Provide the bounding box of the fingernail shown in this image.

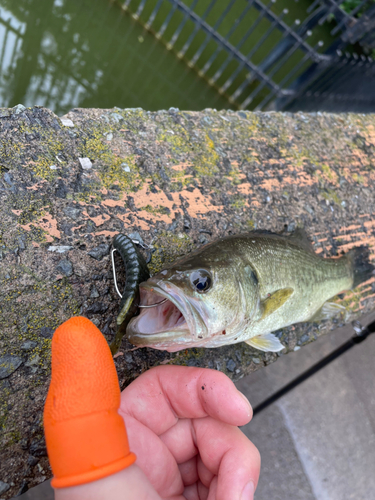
[237,390,252,415]
[241,480,255,500]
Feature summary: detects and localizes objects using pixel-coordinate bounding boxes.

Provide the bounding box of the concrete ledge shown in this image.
[0,105,374,496]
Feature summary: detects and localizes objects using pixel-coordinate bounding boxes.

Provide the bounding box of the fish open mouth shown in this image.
[126,285,190,343]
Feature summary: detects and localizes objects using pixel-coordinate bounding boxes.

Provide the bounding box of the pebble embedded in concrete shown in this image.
[88,243,110,261]
[56,258,73,276]
[20,341,38,351]
[0,480,10,495]
[0,356,23,379]
[78,157,92,169]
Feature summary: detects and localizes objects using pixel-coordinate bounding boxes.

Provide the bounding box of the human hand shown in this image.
[120,366,260,500]
[44,317,260,500]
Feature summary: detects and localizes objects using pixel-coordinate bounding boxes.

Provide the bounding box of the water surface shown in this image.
[0,0,230,114]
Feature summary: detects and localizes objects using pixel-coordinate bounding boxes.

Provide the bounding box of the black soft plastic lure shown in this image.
[110,234,150,354]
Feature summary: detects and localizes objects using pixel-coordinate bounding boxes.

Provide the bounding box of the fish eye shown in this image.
[190,269,212,293]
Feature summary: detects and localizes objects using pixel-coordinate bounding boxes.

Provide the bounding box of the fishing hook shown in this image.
[111,245,167,308]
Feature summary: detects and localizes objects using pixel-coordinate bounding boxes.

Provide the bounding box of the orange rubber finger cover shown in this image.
[43,316,136,489]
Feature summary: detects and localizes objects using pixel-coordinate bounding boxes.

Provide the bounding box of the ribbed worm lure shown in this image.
[109,234,150,354]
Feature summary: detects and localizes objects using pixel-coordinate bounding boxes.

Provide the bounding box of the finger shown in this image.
[206,477,218,500]
[123,414,184,498]
[198,481,210,500]
[160,418,197,464]
[194,417,260,500]
[183,483,199,500]
[183,482,209,500]
[55,464,161,500]
[178,456,198,486]
[120,366,252,436]
[197,455,214,489]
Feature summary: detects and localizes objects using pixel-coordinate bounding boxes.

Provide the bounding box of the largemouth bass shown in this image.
[126,230,374,352]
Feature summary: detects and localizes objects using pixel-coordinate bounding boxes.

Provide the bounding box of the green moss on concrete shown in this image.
[320,188,342,205]
[230,195,247,211]
[140,204,170,216]
[352,173,365,184]
[0,135,24,170]
[157,125,219,180]
[17,123,66,181]
[319,163,337,182]
[77,124,144,196]
[148,231,194,276]
[0,276,81,366]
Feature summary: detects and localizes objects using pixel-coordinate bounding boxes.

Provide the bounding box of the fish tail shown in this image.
[347,246,375,288]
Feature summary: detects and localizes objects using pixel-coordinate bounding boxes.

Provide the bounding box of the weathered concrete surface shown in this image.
[0,105,374,497]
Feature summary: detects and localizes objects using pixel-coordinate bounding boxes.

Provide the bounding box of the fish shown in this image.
[126,229,374,353]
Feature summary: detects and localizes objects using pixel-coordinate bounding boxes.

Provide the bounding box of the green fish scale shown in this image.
[171,232,353,339]
[227,234,353,336]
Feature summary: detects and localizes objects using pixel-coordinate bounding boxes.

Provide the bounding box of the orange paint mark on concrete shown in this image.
[361,291,375,300]
[364,219,375,230]
[333,234,355,242]
[39,214,61,242]
[250,199,261,208]
[171,162,190,172]
[181,188,224,217]
[135,209,172,224]
[131,184,224,220]
[26,183,46,191]
[337,236,375,254]
[101,197,125,209]
[357,277,375,289]
[88,214,111,227]
[133,217,150,231]
[112,211,150,231]
[70,224,85,233]
[342,224,362,232]
[237,182,253,196]
[351,148,371,167]
[20,213,61,242]
[296,173,315,187]
[260,178,281,190]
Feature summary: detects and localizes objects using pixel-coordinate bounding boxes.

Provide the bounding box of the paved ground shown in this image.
[237,311,375,500]
[16,313,375,500]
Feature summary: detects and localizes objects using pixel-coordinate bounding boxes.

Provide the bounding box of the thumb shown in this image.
[44,316,160,499]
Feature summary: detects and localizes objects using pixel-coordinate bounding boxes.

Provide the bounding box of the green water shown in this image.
[0,0,230,115]
[0,0,338,114]
[122,0,337,109]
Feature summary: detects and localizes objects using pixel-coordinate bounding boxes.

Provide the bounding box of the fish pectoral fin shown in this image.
[260,288,294,320]
[308,301,348,322]
[245,333,285,352]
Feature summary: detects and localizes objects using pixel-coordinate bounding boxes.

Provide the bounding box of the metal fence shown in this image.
[120,0,375,112]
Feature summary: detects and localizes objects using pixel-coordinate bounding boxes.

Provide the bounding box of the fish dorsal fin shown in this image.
[245,333,284,352]
[261,288,294,320]
[289,227,315,253]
